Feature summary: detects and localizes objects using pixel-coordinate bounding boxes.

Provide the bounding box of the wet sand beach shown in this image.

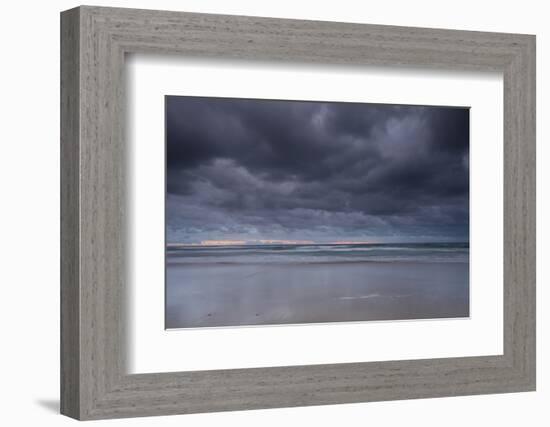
[166,258,469,329]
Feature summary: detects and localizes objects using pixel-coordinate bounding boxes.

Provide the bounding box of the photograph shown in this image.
[165,95,470,329]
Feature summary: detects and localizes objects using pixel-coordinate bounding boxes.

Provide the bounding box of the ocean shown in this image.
[165,242,469,329]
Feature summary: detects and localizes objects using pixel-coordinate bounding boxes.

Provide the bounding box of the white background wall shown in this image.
[0,0,546,425]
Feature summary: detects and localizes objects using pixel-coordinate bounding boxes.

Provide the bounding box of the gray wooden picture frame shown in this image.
[60,5,536,420]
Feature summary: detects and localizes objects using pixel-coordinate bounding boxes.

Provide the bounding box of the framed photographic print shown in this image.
[164,96,471,329]
[61,5,536,420]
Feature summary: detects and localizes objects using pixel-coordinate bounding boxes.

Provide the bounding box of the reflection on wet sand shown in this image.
[166,259,469,329]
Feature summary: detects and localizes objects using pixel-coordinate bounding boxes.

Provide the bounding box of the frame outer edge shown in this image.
[528,35,536,390]
[520,34,536,389]
[502,34,536,390]
[60,6,81,420]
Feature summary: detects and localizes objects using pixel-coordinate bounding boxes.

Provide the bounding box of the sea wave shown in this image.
[166,242,469,265]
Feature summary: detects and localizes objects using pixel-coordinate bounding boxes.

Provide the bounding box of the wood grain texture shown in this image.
[60,5,536,420]
[60,7,80,419]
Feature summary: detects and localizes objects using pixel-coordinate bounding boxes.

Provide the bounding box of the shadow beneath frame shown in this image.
[35,399,59,414]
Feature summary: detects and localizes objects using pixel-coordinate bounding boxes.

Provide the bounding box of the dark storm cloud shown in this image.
[165,96,469,243]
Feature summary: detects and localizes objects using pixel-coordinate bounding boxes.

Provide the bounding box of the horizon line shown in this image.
[166,239,469,247]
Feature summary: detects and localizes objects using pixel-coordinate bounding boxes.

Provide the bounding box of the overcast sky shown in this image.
[165,96,469,244]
